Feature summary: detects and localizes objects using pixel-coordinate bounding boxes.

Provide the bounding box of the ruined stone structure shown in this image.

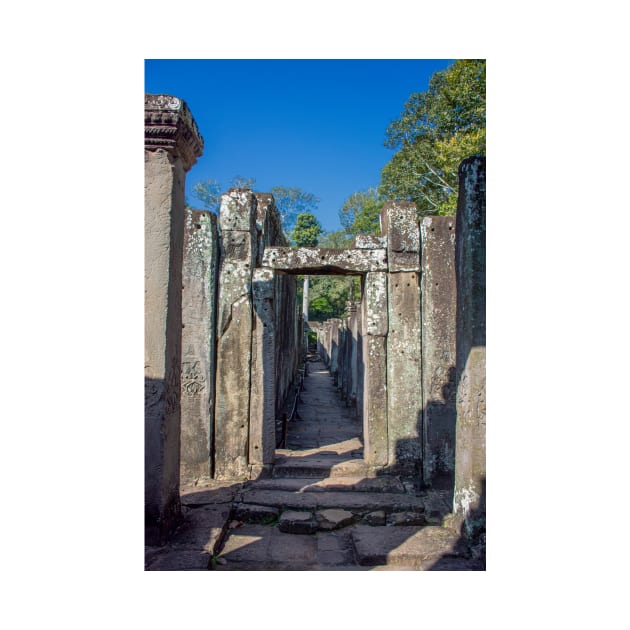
[144,94,485,553]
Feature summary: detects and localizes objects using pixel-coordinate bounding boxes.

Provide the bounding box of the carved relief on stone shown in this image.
[144,94,204,171]
[181,358,207,396]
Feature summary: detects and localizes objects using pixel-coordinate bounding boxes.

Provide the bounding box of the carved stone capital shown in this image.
[145,94,204,171]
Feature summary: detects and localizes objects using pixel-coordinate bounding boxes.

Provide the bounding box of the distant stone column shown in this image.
[347,302,359,407]
[214,189,257,480]
[382,201,422,476]
[145,94,203,544]
[420,215,457,486]
[180,209,218,485]
[329,318,341,383]
[453,157,486,537]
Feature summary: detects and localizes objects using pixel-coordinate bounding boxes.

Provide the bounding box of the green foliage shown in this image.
[308,275,358,321]
[191,178,222,212]
[269,187,320,234]
[379,59,486,217]
[190,176,257,213]
[339,188,384,236]
[291,212,323,247]
[318,230,354,249]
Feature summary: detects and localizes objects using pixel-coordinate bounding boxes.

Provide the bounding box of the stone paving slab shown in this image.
[170,504,232,554]
[146,549,211,571]
[217,524,318,570]
[351,525,461,568]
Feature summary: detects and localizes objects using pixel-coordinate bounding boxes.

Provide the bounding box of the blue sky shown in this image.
[145,59,453,233]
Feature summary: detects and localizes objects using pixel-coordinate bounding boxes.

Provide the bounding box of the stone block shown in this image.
[233,504,280,524]
[362,510,386,526]
[219,189,257,232]
[387,511,427,526]
[380,201,420,252]
[388,250,420,272]
[316,509,355,531]
[278,511,318,534]
[364,272,388,336]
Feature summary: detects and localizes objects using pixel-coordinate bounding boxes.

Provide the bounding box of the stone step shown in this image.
[351,525,467,569]
[245,475,406,494]
[236,488,426,515]
[272,454,369,478]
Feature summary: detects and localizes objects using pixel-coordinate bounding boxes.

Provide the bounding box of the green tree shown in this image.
[190,175,257,213]
[290,212,323,247]
[270,187,320,234]
[379,59,486,217]
[339,187,384,236]
[191,178,222,212]
[319,230,354,249]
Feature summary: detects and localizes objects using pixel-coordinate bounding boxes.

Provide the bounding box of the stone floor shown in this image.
[145,357,483,571]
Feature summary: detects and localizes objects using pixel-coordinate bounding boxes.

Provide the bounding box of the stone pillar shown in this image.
[145,94,203,544]
[382,201,423,476]
[420,215,457,486]
[329,318,341,383]
[361,271,389,467]
[180,209,218,485]
[249,267,276,472]
[453,157,486,536]
[214,189,257,480]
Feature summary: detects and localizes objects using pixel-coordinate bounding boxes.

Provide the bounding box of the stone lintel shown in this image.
[145,94,203,171]
[262,247,387,274]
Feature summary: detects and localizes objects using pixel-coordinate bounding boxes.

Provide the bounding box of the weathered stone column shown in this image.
[214,189,257,480]
[347,302,359,407]
[453,157,486,536]
[145,94,203,544]
[382,201,423,476]
[420,215,457,486]
[361,271,389,467]
[180,210,219,485]
[249,267,276,473]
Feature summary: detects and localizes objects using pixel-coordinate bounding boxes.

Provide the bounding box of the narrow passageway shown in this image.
[275,355,365,478]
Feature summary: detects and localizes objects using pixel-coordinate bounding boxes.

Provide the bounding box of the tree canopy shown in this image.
[190,175,257,213]
[291,212,322,247]
[270,187,320,235]
[339,187,384,236]
[379,59,486,217]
